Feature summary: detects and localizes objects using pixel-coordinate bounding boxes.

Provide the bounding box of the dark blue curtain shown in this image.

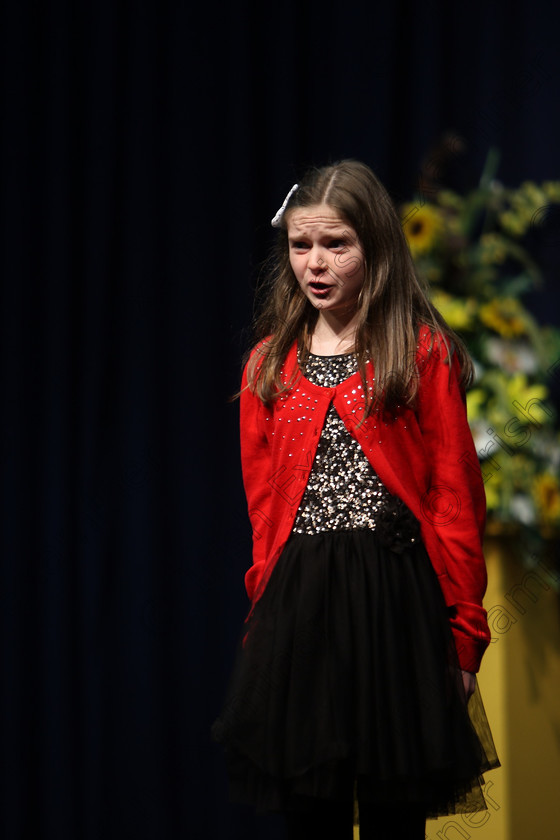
[1,2,559,839]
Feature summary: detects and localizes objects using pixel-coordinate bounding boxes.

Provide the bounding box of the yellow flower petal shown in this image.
[479,298,528,338]
[402,204,443,256]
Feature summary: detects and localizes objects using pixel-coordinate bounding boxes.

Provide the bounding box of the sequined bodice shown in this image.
[292,351,392,534]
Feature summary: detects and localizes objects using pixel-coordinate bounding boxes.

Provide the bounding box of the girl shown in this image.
[212,160,499,839]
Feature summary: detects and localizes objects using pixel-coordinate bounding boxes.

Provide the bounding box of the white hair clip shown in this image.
[271,183,299,228]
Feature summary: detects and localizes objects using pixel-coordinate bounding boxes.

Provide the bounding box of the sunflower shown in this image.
[401,204,443,256]
[479,297,527,338]
[431,289,477,331]
[533,473,560,526]
[505,373,549,417]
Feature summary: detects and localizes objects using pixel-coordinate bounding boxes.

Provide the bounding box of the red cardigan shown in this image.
[240,328,490,673]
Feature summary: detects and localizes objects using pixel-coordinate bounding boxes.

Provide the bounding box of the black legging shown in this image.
[284,800,426,840]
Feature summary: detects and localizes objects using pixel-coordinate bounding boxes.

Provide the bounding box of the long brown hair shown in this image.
[246,159,473,411]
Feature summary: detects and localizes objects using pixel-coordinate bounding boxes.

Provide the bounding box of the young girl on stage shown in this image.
[212,160,499,839]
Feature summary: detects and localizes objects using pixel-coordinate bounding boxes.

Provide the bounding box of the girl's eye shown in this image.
[291,242,309,250]
[329,240,347,249]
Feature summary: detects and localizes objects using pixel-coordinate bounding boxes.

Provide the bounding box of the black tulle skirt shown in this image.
[212,529,500,820]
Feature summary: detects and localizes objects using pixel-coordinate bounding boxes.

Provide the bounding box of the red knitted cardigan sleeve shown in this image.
[414,331,490,672]
[239,357,274,603]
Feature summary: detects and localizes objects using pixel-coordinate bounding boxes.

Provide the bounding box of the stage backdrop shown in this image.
[1,2,559,839]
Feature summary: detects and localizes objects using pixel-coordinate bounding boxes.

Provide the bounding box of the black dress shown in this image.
[212,352,499,823]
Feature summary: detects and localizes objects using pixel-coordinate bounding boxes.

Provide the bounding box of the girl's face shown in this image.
[286,204,365,317]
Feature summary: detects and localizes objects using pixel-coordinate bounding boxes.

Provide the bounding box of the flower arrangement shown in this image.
[402,150,560,545]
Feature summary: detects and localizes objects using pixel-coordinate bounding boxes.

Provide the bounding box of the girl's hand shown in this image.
[461,669,476,701]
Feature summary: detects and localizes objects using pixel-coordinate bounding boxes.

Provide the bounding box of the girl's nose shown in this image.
[308,245,326,272]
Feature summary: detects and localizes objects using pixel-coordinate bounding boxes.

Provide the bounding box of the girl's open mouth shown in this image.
[309,282,332,295]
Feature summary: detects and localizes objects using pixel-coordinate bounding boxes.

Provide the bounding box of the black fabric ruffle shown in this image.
[212,529,499,820]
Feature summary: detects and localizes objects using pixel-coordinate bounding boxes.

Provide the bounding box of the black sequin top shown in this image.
[292,350,421,552]
[292,351,390,533]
